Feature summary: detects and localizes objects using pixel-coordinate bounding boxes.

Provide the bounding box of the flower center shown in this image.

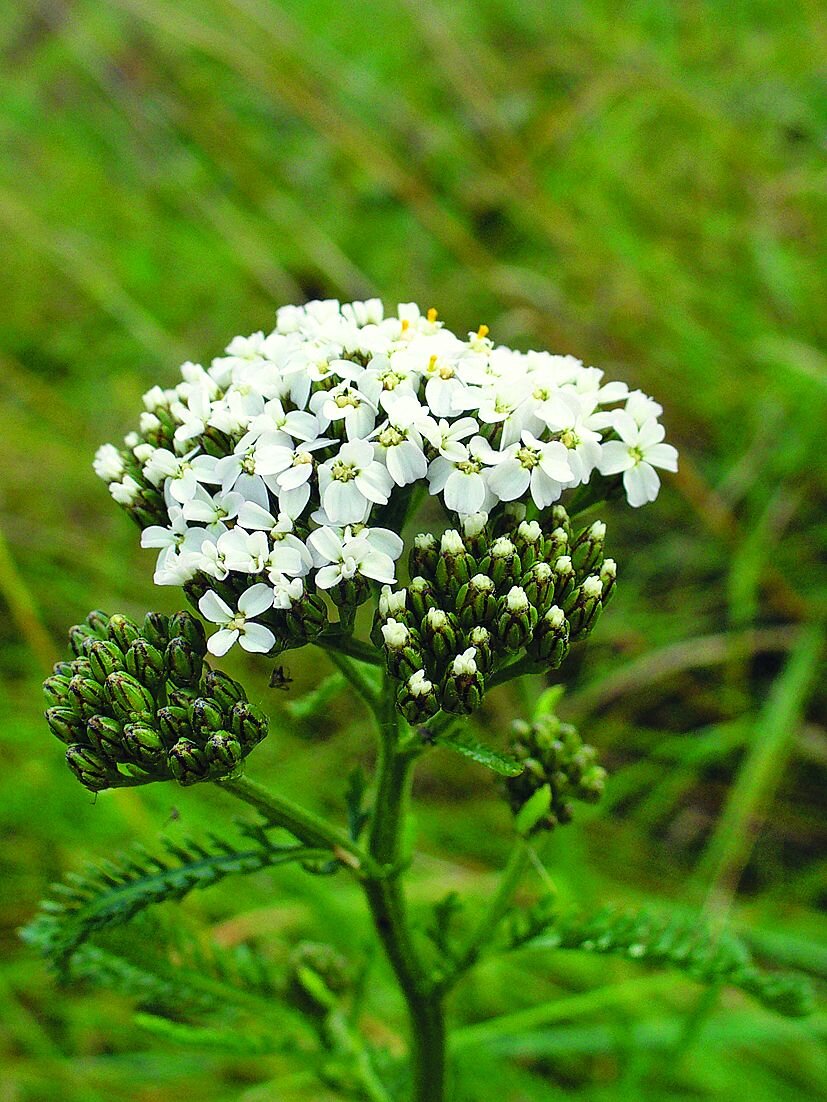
[561,429,579,449]
[229,613,247,632]
[516,446,540,469]
[293,451,313,466]
[629,445,644,465]
[456,458,482,475]
[331,460,358,482]
[378,426,406,448]
[335,392,360,409]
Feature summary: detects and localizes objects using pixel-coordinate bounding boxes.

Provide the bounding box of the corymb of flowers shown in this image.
[85,299,676,743]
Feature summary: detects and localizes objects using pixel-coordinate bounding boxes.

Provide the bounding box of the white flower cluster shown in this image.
[96,300,676,656]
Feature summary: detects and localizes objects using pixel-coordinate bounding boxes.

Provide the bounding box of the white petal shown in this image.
[208,627,238,656]
[307,525,345,565]
[240,623,276,653]
[325,480,369,524]
[315,564,343,589]
[239,583,276,617]
[599,441,634,476]
[236,501,276,530]
[365,527,404,560]
[199,590,233,624]
[645,442,678,472]
[624,462,660,506]
[387,441,428,486]
[637,418,666,449]
[358,550,396,584]
[444,470,486,514]
[487,460,529,502]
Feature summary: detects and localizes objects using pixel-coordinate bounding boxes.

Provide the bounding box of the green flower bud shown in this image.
[409,532,438,580]
[521,561,555,614]
[513,520,543,571]
[550,505,571,539]
[45,706,85,746]
[167,685,200,709]
[408,576,438,624]
[486,537,522,588]
[86,714,127,760]
[460,512,490,558]
[122,722,167,770]
[552,555,576,607]
[420,608,459,670]
[328,574,371,611]
[571,521,606,577]
[567,575,604,640]
[68,624,99,658]
[88,640,126,683]
[455,574,498,630]
[542,527,569,565]
[396,669,440,724]
[599,558,617,605]
[70,656,94,680]
[106,613,142,652]
[124,639,165,691]
[68,674,109,720]
[381,619,424,681]
[229,702,269,750]
[105,671,156,721]
[442,649,485,715]
[164,636,204,688]
[528,606,570,668]
[156,705,191,746]
[66,745,116,792]
[190,697,225,739]
[168,738,210,786]
[85,610,111,635]
[494,586,538,654]
[205,731,243,770]
[434,529,473,595]
[43,674,71,706]
[284,591,328,641]
[371,585,410,646]
[168,611,207,656]
[466,625,494,673]
[202,669,247,711]
[53,660,73,679]
[142,611,170,649]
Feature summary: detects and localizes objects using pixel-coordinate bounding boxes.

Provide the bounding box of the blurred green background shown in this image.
[1,1,826,1099]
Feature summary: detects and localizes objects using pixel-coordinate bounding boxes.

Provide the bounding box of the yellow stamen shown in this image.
[477,324,489,339]
[401,318,410,332]
[427,307,438,323]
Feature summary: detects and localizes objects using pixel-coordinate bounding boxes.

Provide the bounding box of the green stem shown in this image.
[325,648,381,711]
[362,680,447,1102]
[218,775,377,876]
[439,839,530,990]
[318,631,383,666]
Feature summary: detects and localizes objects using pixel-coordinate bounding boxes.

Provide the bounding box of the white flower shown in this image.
[109,474,142,505]
[307,525,400,589]
[318,441,393,525]
[198,585,276,656]
[451,648,478,676]
[271,574,304,608]
[217,528,303,576]
[235,502,313,574]
[427,436,494,515]
[254,436,330,518]
[310,382,377,441]
[420,415,479,461]
[143,448,219,504]
[483,431,574,508]
[182,487,244,529]
[599,413,678,507]
[93,444,124,482]
[372,396,429,486]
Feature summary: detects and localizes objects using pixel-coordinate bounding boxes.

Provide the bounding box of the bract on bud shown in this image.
[164,636,204,688]
[68,675,108,720]
[66,745,115,792]
[122,722,167,769]
[45,706,85,745]
[420,608,459,669]
[409,532,438,579]
[168,611,207,656]
[107,613,142,652]
[571,521,606,576]
[230,702,269,749]
[142,611,170,649]
[156,705,191,746]
[190,697,225,738]
[442,648,485,715]
[397,669,440,723]
[86,714,128,760]
[527,606,570,668]
[125,638,167,690]
[88,640,126,683]
[205,731,243,770]
[600,558,617,604]
[494,586,538,654]
[408,576,438,623]
[105,671,156,721]
[168,738,210,785]
[455,574,498,629]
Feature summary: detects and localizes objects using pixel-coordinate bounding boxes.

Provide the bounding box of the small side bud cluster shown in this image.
[44,610,268,791]
[372,510,616,721]
[503,712,606,832]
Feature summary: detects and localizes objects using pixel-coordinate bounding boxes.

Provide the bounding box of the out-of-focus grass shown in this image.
[1,1,826,1099]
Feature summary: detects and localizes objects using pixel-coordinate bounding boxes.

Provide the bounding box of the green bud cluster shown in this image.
[44,610,268,792]
[503,712,606,832]
[372,508,616,721]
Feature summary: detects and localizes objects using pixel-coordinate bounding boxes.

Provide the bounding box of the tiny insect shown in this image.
[269,665,293,690]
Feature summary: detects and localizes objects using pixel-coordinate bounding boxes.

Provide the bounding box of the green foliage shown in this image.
[510,905,815,1018]
[435,727,524,777]
[23,829,327,971]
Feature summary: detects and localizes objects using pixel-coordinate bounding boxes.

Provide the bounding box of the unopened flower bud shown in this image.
[566,575,603,640]
[168,738,210,786]
[455,574,498,629]
[571,521,606,576]
[409,532,438,579]
[68,624,99,658]
[442,648,485,715]
[122,722,167,769]
[69,675,108,719]
[485,537,521,589]
[123,639,166,690]
[420,608,459,669]
[600,558,617,604]
[88,640,126,683]
[372,585,410,646]
[494,586,538,653]
[461,512,489,557]
[396,669,439,723]
[205,731,243,770]
[435,529,472,594]
[190,697,225,738]
[85,610,111,635]
[156,705,191,745]
[552,555,576,606]
[168,611,207,656]
[408,576,437,623]
[105,671,156,720]
[514,520,543,570]
[142,611,170,649]
[528,606,570,668]
[521,561,555,613]
[45,706,85,745]
[106,613,142,652]
[203,669,247,711]
[543,527,569,564]
[466,625,494,673]
[87,713,128,760]
[164,636,204,688]
[550,505,571,538]
[284,591,328,640]
[43,673,72,706]
[66,745,116,792]
[229,702,269,750]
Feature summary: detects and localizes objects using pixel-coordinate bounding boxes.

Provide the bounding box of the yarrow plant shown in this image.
[28,301,812,1101]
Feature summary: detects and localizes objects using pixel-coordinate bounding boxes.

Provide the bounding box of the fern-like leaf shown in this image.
[436,729,524,777]
[510,905,815,1017]
[23,831,328,970]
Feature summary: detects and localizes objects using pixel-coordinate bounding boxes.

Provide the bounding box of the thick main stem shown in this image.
[363,689,447,1102]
